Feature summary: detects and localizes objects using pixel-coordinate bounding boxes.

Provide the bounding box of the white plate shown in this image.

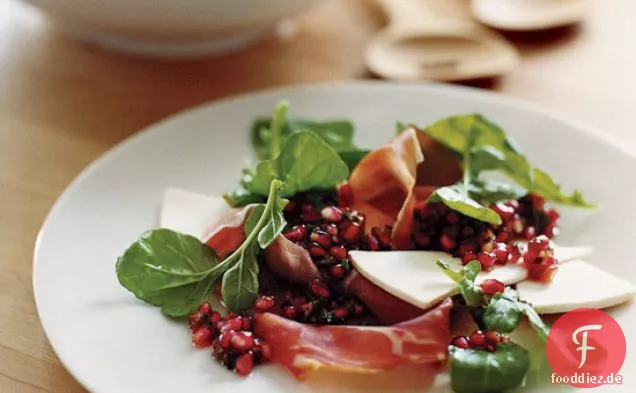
[34,82,636,393]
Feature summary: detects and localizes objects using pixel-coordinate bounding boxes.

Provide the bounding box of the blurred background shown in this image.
[0,0,634,391]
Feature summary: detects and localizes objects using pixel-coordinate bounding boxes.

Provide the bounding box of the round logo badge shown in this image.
[546,308,626,388]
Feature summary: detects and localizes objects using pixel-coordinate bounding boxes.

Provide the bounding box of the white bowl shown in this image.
[22,0,318,57]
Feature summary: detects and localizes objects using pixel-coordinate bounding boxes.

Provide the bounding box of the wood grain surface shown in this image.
[0,0,634,391]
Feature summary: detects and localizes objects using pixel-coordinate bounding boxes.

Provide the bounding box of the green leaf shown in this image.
[467,179,527,205]
[449,343,531,393]
[436,260,484,306]
[116,229,220,317]
[395,121,407,135]
[424,114,593,207]
[338,148,371,171]
[222,188,265,208]
[221,243,260,313]
[519,302,550,342]
[429,185,502,225]
[483,294,522,333]
[242,131,350,198]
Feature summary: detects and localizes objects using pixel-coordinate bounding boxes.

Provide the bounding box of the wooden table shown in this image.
[1,0,634,391]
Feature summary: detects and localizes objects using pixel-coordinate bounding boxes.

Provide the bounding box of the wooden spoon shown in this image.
[471,0,590,31]
[366,0,518,82]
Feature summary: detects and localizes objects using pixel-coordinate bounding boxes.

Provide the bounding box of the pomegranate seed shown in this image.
[254,296,276,311]
[338,182,354,207]
[492,243,509,265]
[301,205,318,223]
[459,243,477,255]
[283,199,297,213]
[325,224,339,237]
[282,305,297,319]
[242,317,252,331]
[485,330,501,345]
[373,227,392,248]
[310,230,333,248]
[462,226,475,237]
[197,302,212,315]
[480,279,505,295]
[254,339,272,362]
[367,234,380,251]
[413,233,430,247]
[530,193,546,211]
[528,235,550,257]
[478,252,497,269]
[341,223,361,243]
[308,243,328,258]
[492,202,515,222]
[235,352,255,376]
[461,251,478,265]
[189,311,206,328]
[329,245,348,261]
[523,226,537,239]
[333,307,349,319]
[469,330,487,348]
[507,200,520,210]
[291,296,307,307]
[283,225,307,242]
[301,203,314,213]
[511,218,524,234]
[437,203,449,215]
[230,331,254,352]
[221,317,244,333]
[414,201,428,219]
[353,302,365,315]
[450,336,471,349]
[546,208,560,223]
[447,212,460,225]
[440,234,456,251]
[192,326,213,348]
[309,279,331,298]
[321,206,344,223]
[496,229,511,242]
[329,264,346,279]
[299,302,314,317]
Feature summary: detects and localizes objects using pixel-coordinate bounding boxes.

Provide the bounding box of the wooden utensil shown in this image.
[366,0,519,81]
[471,0,590,31]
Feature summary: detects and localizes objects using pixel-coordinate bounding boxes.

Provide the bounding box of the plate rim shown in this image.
[32,81,636,392]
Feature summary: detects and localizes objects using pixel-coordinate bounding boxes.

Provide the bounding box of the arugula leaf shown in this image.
[436,260,483,306]
[240,131,349,198]
[449,343,530,393]
[483,293,522,334]
[519,302,550,342]
[429,185,502,225]
[117,180,287,316]
[424,114,594,207]
[250,106,368,171]
[116,229,219,317]
[467,179,527,205]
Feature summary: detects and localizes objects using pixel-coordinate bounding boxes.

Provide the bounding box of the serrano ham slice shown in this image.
[253,298,452,379]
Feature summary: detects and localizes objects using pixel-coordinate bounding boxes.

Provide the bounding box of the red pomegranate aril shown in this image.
[469,330,487,349]
[367,234,380,251]
[338,182,354,207]
[329,264,346,279]
[413,233,430,247]
[310,230,333,248]
[496,229,510,242]
[299,301,314,316]
[459,242,477,255]
[283,225,307,242]
[333,307,349,319]
[530,193,546,211]
[308,243,328,258]
[485,330,501,345]
[283,199,297,213]
[511,218,524,234]
[242,317,252,331]
[507,199,520,210]
[437,203,449,215]
[446,212,460,225]
[325,224,339,237]
[221,317,244,333]
[523,226,537,239]
[230,331,254,352]
[440,234,456,252]
[192,326,213,348]
[414,200,428,219]
[235,352,255,376]
[282,305,297,319]
[450,336,471,349]
[341,223,361,243]
[309,279,331,298]
[219,331,234,349]
[492,243,509,265]
[197,302,212,315]
[461,251,478,265]
[492,202,515,222]
[527,235,550,256]
[461,226,475,237]
[353,302,364,315]
[300,205,318,223]
[254,296,276,311]
[480,279,505,295]
[321,206,344,223]
[478,252,497,269]
[254,339,272,362]
[329,245,348,261]
[189,311,206,328]
[301,203,314,213]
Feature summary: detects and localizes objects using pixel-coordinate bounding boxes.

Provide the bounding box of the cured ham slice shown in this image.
[204,206,320,283]
[392,186,437,250]
[343,270,425,325]
[253,298,453,379]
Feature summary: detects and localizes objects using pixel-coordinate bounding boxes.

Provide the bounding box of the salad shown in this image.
[116,103,635,392]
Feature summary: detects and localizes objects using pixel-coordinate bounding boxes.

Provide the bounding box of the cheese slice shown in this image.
[517,260,636,314]
[159,188,231,239]
[349,246,591,310]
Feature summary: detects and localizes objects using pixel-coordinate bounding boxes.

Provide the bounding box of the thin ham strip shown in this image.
[253,298,452,379]
[203,205,254,259]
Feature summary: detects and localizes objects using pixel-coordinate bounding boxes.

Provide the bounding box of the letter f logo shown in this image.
[572,324,602,368]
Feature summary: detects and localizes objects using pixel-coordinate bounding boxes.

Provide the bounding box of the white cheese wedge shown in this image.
[159,188,231,239]
[349,245,591,310]
[517,260,636,314]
